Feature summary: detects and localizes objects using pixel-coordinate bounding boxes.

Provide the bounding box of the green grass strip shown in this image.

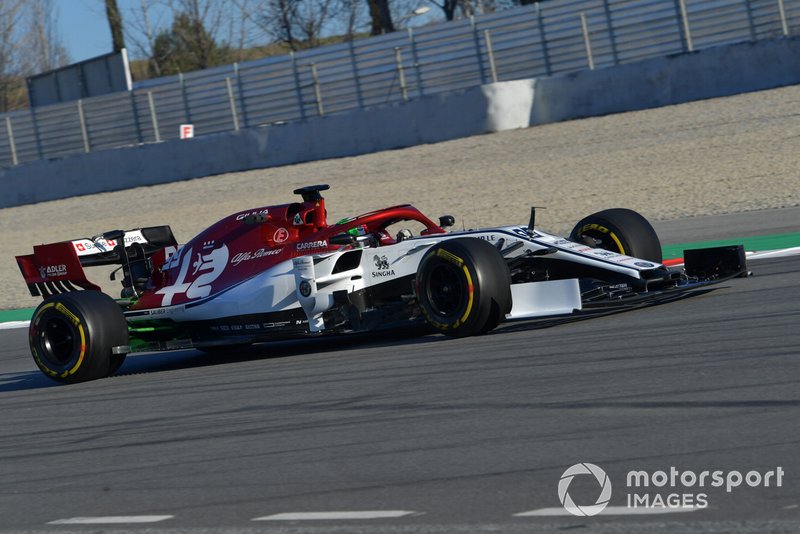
[662,232,800,259]
[0,307,35,323]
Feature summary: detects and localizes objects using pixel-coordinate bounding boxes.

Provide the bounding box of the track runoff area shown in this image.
[1,231,798,329]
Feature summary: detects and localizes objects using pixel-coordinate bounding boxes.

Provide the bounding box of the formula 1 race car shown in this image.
[16,185,747,384]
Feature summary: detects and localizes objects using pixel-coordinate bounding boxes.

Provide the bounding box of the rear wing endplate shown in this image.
[16,226,177,298]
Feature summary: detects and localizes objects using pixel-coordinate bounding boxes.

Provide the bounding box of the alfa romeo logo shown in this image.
[558,463,612,516]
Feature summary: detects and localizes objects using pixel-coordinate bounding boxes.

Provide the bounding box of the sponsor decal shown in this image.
[72,233,147,255]
[230,248,283,266]
[371,254,395,278]
[293,213,303,226]
[273,227,289,243]
[374,254,390,270]
[477,234,497,241]
[209,321,294,333]
[38,265,68,278]
[299,280,312,297]
[235,208,269,221]
[634,261,655,268]
[202,240,215,250]
[296,240,327,250]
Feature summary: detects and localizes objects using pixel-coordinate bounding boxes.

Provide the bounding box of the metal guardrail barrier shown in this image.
[0,0,797,169]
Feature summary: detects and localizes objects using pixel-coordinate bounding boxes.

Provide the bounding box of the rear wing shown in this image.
[16,226,177,298]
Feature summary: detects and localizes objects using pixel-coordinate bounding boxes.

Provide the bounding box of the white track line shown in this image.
[0,320,29,330]
[746,246,800,260]
[254,511,416,521]
[48,515,173,524]
[515,506,699,516]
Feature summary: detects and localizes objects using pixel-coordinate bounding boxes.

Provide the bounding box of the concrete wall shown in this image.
[0,81,533,208]
[2,36,799,208]
[530,37,800,125]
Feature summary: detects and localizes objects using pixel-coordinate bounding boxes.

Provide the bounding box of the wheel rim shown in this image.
[36,315,79,368]
[425,263,465,318]
[575,229,625,255]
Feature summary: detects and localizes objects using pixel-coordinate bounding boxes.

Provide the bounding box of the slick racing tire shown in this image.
[29,291,129,384]
[569,208,663,263]
[416,238,511,337]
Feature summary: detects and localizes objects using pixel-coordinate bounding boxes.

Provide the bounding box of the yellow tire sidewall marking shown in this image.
[436,248,464,266]
[578,224,627,255]
[429,248,475,329]
[454,265,475,328]
[30,301,87,378]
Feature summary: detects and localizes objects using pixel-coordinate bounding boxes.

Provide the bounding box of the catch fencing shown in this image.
[1,0,798,168]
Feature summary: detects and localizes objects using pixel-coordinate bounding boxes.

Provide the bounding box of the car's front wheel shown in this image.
[416,238,511,337]
[569,208,662,263]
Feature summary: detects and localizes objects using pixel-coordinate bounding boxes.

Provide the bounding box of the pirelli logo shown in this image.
[55,303,81,326]
[436,248,464,266]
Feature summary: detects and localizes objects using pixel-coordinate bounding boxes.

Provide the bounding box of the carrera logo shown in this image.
[38,265,68,278]
[296,240,327,250]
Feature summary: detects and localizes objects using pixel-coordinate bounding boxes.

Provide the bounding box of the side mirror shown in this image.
[439,215,455,228]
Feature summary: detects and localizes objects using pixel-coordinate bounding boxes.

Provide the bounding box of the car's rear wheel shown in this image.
[29,291,129,384]
[416,238,511,337]
[569,208,662,263]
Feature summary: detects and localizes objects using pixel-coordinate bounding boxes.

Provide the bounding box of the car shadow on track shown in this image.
[0,371,62,392]
[114,326,448,377]
[1,328,451,391]
[1,288,721,391]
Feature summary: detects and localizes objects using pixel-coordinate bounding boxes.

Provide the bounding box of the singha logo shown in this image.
[373,255,390,270]
[372,256,389,271]
[371,255,394,278]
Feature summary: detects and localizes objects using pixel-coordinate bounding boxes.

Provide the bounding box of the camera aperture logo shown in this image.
[558,463,612,516]
[557,463,784,516]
